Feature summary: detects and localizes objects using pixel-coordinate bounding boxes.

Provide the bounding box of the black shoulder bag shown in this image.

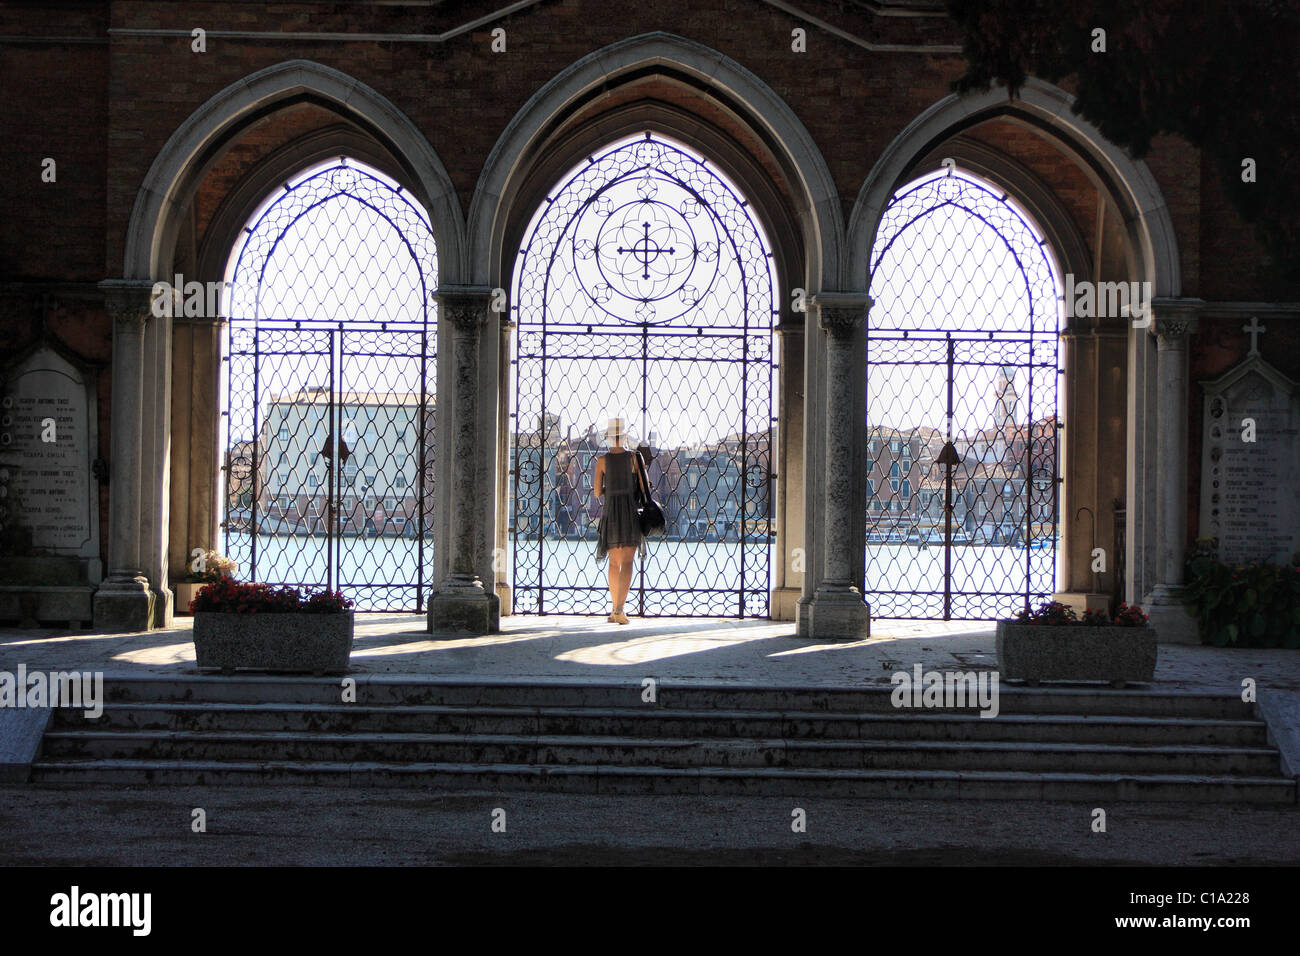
[632,450,666,537]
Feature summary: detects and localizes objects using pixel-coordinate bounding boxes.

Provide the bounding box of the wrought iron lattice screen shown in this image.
[221,159,438,611]
[865,170,1061,619]
[510,133,777,616]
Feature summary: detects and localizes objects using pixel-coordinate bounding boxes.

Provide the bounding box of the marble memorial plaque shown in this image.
[0,347,99,563]
[1199,358,1300,565]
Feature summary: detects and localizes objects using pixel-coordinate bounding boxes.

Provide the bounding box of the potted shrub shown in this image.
[996,600,1156,687]
[173,549,238,614]
[190,579,355,675]
[1184,545,1300,647]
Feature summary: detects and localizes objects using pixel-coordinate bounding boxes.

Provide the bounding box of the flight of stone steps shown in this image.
[29,676,1298,802]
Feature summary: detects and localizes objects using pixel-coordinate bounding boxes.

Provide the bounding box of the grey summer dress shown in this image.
[596,449,649,566]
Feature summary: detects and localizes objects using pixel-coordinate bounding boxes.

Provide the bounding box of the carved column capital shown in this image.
[436,286,496,333]
[1151,297,1204,348]
[99,279,156,335]
[811,292,872,339]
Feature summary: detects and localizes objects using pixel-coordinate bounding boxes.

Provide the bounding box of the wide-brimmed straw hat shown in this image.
[604,416,628,440]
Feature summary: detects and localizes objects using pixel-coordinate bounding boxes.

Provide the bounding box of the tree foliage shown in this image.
[946,0,1300,285]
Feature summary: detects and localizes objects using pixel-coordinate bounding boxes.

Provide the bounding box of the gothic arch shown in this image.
[458,34,848,622]
[122,58,465,284]
[106,59,463,628]
[467,32,844,293]
[848,78,1184,614]
[846,77,1180,298]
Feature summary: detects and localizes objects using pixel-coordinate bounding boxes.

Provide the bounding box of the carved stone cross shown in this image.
[1243,316,1266,356]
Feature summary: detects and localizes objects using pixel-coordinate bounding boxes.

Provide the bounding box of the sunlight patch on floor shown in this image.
[111,643,197,665]
[556,630,774,666]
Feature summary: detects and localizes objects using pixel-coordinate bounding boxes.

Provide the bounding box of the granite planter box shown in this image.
[193,611,355,674]
[996,622,1157,687]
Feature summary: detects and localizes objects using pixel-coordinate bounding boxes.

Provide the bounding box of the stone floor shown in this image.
[3,614,1297,868]
[2,613,1298,693]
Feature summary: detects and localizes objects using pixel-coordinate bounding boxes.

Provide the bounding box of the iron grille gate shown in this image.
[508,133,777,617]
[220,159,439,612]
[864,170,1061,620]
[864,333,1058,619]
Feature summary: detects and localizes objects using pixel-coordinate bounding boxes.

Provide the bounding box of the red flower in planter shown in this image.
[191,579,352,614]
[1011,600,1149,627]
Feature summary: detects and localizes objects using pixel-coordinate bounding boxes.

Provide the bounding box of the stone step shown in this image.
[55,702,1272,746]
[97,676,1256,719]
[27,758,1298,803]
[40,729,1284,775]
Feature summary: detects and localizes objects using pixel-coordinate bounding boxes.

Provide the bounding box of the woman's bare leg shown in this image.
[609,545,636,612]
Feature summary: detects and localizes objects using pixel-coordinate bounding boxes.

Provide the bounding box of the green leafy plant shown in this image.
[1184,550,1300,648]
[190,578,354,614]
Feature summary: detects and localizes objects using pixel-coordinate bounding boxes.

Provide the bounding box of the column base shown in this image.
[771,586,801,622]
[151,587,174,629]
[427,579,496,636]
[807,584,871,641]
[92,575,156,632]
[795,594,813,638]
[494,580,512,617]
[1143,585,1199,644]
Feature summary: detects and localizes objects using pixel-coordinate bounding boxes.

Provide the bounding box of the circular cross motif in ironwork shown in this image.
[592,198,701,305]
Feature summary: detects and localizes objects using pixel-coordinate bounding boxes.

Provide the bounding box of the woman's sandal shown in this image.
[614,611,630,625]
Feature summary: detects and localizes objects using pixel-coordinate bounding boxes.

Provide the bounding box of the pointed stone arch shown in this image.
[98,60,464,630]
[846,77,1185,621]
[467,31,843,292]
[122,58,465,283]
[444,32,848,629]
[846,77,1179,298]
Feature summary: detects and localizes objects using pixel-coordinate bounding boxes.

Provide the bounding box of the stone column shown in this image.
[93,280,157,631]
[806,293,871,640]
[1144,298,1202,642]
[428,287,495,634]
[771,317,805,621]
[169,313,223,615]
[494,311,516,616]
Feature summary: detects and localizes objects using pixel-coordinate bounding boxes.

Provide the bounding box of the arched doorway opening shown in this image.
[507,131,778,617]
[865,168,1063,619]
[219,156,440,611]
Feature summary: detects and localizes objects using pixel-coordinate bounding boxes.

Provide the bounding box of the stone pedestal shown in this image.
[805,293,871,640]
[1144,587,1199,644]
[427,288,497,635]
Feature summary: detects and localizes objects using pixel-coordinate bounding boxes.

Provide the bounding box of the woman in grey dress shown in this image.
[593,417,648,624]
